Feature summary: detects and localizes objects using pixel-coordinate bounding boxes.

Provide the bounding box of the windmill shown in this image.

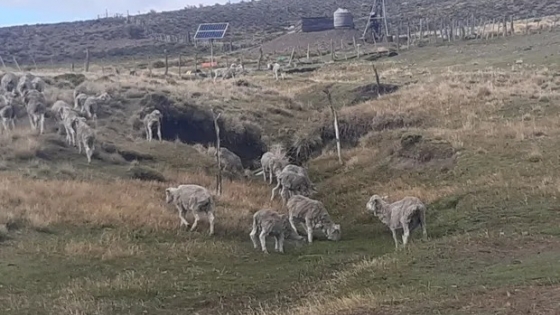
[356,0,389,43]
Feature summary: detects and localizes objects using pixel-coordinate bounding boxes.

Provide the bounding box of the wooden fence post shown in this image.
[323,88,343,165]
[502,16,507,37]
[84,48,90,72]
[164,49,169,76]
[13,57,21,72]
[307,44,310,60]
[212,108,223,196]
[257,46,263,70]
[330,38,335,61]
[178,53,182,77]
[372,64,382,98]
[510,15,515,35]
[0,56,6,69]
[396,26,400,52]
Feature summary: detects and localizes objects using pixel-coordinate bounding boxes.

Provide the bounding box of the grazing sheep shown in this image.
[215,147,244,175]
[287,195,341,243]
[165,184,215,235]
[72,117,95,163]
[261,149,289,184]
[23,89,46,134]
[212,63,244,83]
[280,164,310,179]
[73,93,89,111]
[267,62,285,80]
[143,109,163,142]
[82,92,111,122]
[250,208,304,254]
[366,195,427,250]
[1,73,18,94]
[30,76,45,92]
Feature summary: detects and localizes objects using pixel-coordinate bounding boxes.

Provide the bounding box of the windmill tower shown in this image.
[361,0,389,43]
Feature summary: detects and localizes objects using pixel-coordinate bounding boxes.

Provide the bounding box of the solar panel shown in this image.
[194,23,229,40]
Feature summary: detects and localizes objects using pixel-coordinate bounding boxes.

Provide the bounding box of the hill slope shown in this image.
[0,0,557,66]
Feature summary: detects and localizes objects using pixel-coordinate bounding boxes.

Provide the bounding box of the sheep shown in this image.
[267,62,285,80]
[250,208,304,254]
[287,195,341,243]
[1,73,18,94]
[212,63,244,83]
[270,169,316,206]
[165,184,215,235]
[30,76,45,92]
[143,109,163,142]
[16,74,34,97]
[74,93,88,111]
[22,89,46,135]
[59,106,82,146]
[72,117,95,163]
[215,147,244,175]
[82,92,111,122]
[366,195,427,250]
[0,95,16,134]
[260,149,289,184]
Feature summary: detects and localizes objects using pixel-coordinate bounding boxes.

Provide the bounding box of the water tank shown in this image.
[333,8,354,29]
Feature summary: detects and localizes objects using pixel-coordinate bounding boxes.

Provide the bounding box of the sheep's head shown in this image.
[151,109,163,119]
[266,63,273,70]
[99,92,112,101]
[325,223,341,241]
[366,195,388,216]
[165,188,177,204]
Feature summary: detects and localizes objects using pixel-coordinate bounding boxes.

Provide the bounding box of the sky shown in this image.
[0,0,237,27]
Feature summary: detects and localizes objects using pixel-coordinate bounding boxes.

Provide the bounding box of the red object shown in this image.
[201,62,218,68]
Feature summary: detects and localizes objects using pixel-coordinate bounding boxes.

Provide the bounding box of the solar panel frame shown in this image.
[194,22,229,40]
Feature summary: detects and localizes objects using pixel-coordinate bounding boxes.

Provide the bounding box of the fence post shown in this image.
[84,48,90,72]
[13,57,21,72]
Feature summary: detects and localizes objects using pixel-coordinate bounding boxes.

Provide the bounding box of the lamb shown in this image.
[287,195,341,243]
[260,148,289,184]
[143,109,163,142]
[165,184,216,235]
[82,92,111,122]
[59,106,82,146]
[72,117,95,163]
[267,63,285,80]
[0,95,16,133]
[366,195,427,250]
[250,208,304,254]
[1,73,18,94]
[22,89,46,135]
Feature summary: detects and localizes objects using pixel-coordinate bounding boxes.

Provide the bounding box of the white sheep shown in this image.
[260,149,289,184]
[31,76,45,92]
[271,164,315,205]
[72,117,95,163]
[0,95,16,134]
[215,147,244,175]
[82,92,111,122]
[22,89,46,135]
[59,105,82,146]
[250,208,304,254]
[165,184,216,235]
[15,74,34,97]
[267,62,285,80]
[366,195,427,250]
[143,109,163,142]
[0,73,18,94]
[74,93,89,111]
[287,195,341,243]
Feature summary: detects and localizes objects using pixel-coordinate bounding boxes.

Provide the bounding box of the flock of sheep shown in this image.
[1,69,426,254]
[208,62,286,82]
[0,71,166,163]
[166,147,428,254]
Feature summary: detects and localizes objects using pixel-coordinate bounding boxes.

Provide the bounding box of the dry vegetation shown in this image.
[2,29,560,315]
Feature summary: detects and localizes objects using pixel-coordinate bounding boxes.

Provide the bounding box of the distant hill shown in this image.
[0,0,555,67]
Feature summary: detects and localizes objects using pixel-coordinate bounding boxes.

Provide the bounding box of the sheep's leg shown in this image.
[402,224,410,249]
[391,229,399,251]
[207,211,215,236]
[1,120,7,134]
[274,236,279,252]
[269,167,274,185]
[421,210,428,240]
[289,217,299,237]
[77,137,83,154]
[157,124,162,142]
[271,180,281,201]
[10,119,15,130]
[277,233,285,253]
[262,166,267,182]
[250,225,259,249]
[85,144,93,164]
[177,207,190,228]
[39,115,44,135]
[190,212,200,232]
[259,231,268,254]
[28,114,35,130]
[305,220,314,244]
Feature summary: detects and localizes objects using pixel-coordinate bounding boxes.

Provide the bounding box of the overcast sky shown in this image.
[0,1,237,26]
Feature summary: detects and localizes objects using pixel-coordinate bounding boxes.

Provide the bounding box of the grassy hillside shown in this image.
[2,29,560,314]
[0,0,558,66]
